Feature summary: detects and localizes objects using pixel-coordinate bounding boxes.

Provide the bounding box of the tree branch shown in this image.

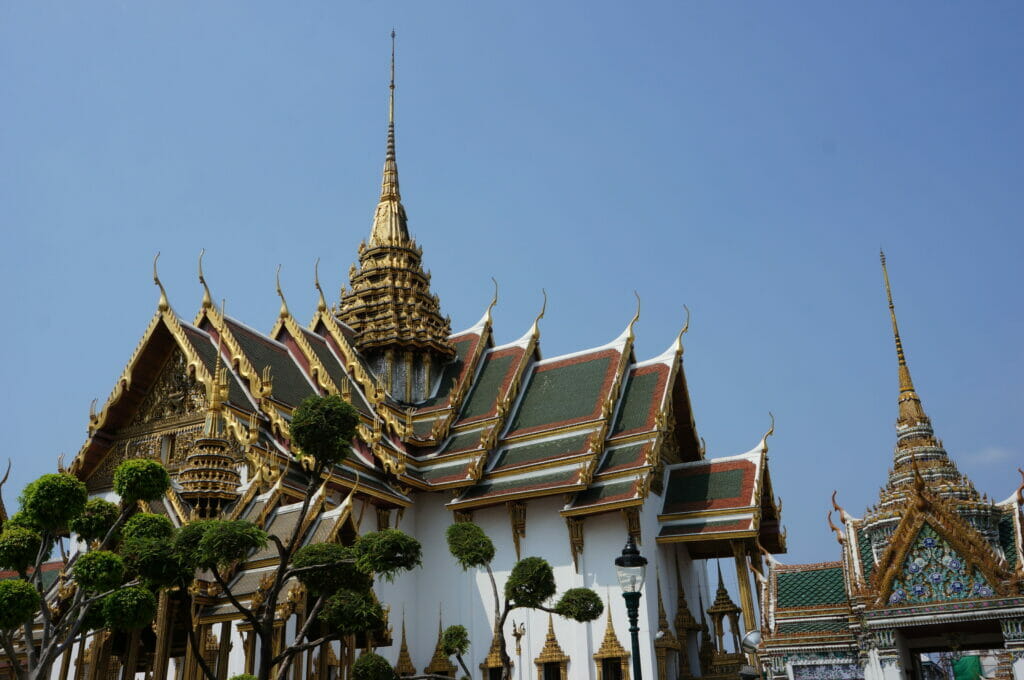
[211,569,261,632]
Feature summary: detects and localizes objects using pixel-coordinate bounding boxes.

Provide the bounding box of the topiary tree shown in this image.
[446,522,603,680]
[177,395,423,680]
[441,624,472,678]
[0,459,172,680]
[352,651,398,680]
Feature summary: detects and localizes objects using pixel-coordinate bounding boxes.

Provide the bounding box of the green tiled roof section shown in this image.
[775,620,851,634]
[412,418,436,437]
[570,478,637,508]
[418,461,472,483]
[493,433,590,470]
[612,371,660,435]
[460,468,577,501]
[666,468,744,505]
[181,326,251,409]
[418,337,473,408]
[508,355,612,432]
[300,329,372,415]
[776,566,847,608]
[460,354,515,419]
[598,442,648,473]
[436,429,483,454]
[857,529,875,578]
[998,509,1018,569]
[226,319,315,407]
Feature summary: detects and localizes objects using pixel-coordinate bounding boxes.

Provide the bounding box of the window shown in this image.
[159,433,175,464]
[488,669,503,680]
[543,663,561,680]
[602,658,624,680]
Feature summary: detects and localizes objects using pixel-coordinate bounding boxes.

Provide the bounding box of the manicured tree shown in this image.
[440,624,472,679]
[446,522,603,680]
[0,458,172,680]
[177,395,423,680]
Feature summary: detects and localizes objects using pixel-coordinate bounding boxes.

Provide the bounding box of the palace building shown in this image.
[32,40,788,680]
[756,255,1024,680]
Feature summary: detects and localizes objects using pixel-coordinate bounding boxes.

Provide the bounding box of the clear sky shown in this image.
[1,2,1021,569]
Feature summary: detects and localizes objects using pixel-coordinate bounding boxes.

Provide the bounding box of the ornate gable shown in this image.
[887,523,995,605]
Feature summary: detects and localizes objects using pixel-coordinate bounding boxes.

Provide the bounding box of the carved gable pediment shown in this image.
[129,349,206,427]
[886,523,996,606]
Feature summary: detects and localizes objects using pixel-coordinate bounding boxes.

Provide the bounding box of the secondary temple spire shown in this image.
[880,250,928,429]
[370,29,408,245]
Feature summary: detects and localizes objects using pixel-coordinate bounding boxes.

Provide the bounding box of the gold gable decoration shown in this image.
[394,615,416,677]
[594,605,629,680]
[533,615,569,680]
[425,613,457,678]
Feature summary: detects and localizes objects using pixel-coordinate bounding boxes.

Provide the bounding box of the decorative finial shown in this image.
[275,265,289,319]
[530,289,547,336]
[198,249,213,309]
[674,304,691,353]
[759,412,775,452]
[880,251,931,430]
[153,252,170,312]
[626,290,641,341]
[314,258,327,313]
[486,277,499,323]
[390,30,396,125]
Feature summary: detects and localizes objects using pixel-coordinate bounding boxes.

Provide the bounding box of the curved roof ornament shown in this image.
[530,289,547,337]
[485,277,499,324]
[759,412,775,453]
[275,264,290,319]
[675,304,691,353]
[198,249,213,309]
[153,252,170,312]
[314,258,327,313]
[626,290,641,342]
[1016,468,1024,507]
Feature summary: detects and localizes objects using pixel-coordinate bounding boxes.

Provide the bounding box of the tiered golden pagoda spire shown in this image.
[338,32,454,402]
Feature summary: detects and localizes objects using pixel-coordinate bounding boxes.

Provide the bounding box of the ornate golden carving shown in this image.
[533,615,569,680]
[508,501,527,559]
[567,517,585,572]
[622,506,641,544]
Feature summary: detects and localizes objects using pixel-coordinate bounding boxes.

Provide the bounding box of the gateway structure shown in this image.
[757,255,1024,680]
[42,41,786,680]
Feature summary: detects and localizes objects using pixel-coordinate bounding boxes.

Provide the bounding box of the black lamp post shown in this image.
[614,535,648,680]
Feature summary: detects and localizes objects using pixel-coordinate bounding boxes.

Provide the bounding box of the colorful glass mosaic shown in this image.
[888,524,995,605]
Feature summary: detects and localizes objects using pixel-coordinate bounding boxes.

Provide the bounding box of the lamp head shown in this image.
[614,535,648,593]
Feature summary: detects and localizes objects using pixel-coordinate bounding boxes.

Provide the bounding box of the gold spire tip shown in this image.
[314,258,327,313]
[153,252,169,312]
[275,264,289,319]
[198,248,213,309]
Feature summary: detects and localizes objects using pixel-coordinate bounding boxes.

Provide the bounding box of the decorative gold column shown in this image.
[731,541,758,666]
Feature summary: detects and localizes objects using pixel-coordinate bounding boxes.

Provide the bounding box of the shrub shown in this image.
[352,651,397,680]
[441,624,470,656]
[0,579,40,630]
[290,395,358,467]
[69,499,120,543]
[113,459,170,503]
[319,589,384,634]
[554,587,603,621]
[19,474,88,531]
[121,513,174,541]
[102,586,157,630]
[73,550,125,592]
[504,557,556,608]
[196,520,267,568]
[171,519,215,569]
[355,529,422,581]
[293,543,369,595]
[0,527,43,572]
[120,536,191,588]
[446,522,495,570]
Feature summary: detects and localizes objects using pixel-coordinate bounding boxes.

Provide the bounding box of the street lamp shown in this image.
[614,535,647,680]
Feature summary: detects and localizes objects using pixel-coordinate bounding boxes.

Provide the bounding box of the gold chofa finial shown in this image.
[153,252,169,312]
[314,258,327,313]
[531,289,548,337]
[486,277,499,322]
[276,265,289,319]
[674,304,691,353]
[626,291,641,341]
[760,412,775,452]
[198,249,213,309]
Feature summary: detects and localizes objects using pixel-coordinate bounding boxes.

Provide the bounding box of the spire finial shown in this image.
[379,30,400,202]
[314,258,327,313]
[153,252,170,312]
[275,265,289,319]
[879,250,928,427]
[486,277,499,323]
[198,249,213,309]
[390,30,396,126]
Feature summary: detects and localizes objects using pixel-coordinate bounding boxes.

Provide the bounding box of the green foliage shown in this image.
[73,550,125,592]
[441,624,470,656]
[102,585,157,630]
[113,459,170,503]
[122,512,175,541]
[504,556,556,608]
[171,519,215,570]
[120,536,191,588]
[0,579,40,630]
[80,602,106,631]
[293,542,369,595]
[0,527,43,572]
[352,652,398,680]
[69,499,120,543]
[355,529,422,581]
[319,589,385,634]
[19,474,88,531]
[290,395,359,468]
[446,522,495,570]
[554,587,603,622]
[196,520,267,568]
[5,512,40,532]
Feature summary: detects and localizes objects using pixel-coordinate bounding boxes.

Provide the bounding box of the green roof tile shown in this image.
[460,353,516,420]
[570,478,637,509]
[419,336,475,409]
[459,468,578,501]
[612,369,661,435]
[226,318,315,408]
[508,353,613,433]
[775,620,851,634]
[492,433,590,471]
[776,566,847,608]
[435,429,483,455]
[598,442,648,473]
[857,528,875,579]
[998,509,1018,569]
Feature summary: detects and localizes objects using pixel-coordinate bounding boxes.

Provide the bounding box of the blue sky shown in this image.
[1,2,1021,569]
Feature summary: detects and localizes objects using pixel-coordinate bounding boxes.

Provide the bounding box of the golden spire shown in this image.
[394,611,416,677]
[880,250,928,427]
[369,30,408,246]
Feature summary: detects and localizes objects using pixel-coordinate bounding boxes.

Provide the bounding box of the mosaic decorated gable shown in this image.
[887,524,995,605]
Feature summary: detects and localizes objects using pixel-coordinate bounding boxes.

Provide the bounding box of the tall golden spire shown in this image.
[880,250,928,428]
[370,29,408,246]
